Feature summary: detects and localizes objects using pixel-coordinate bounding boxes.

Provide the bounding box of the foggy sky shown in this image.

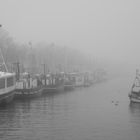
[0,0,140,64]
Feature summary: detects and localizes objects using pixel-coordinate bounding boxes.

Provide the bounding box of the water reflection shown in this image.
[129,102,140,114]
[128,102,140,140]
[0,102,21,139]
[1,77,140,140]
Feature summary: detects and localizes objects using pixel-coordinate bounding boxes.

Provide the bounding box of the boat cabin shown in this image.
[0,72,16,94]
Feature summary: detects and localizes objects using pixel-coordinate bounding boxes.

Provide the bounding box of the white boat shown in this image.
[14,72,43,99]
[0,48,16,104]
[0,72,16,104]
[129,69,140,103]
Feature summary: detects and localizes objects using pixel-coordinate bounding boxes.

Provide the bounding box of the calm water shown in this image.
[0,77,140,140]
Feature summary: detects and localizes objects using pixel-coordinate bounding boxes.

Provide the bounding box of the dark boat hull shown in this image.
[42,85,64,93]
[14,87,42,99]
[64,84,75,91]
[0,90,15,104]
[129,91,140,103]
[83,82,91,87]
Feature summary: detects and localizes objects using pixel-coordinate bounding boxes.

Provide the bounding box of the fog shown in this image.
[0,0,140,77]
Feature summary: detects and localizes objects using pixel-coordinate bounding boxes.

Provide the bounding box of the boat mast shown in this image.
[0,47,8,72]
[0,25,8,72]
[42,63,46,85]
[13,61,20,80]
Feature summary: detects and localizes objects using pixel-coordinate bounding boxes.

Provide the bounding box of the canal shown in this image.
[0,76,140,140]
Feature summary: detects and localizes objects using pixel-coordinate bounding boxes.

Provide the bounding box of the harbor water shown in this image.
[0,76,140,140]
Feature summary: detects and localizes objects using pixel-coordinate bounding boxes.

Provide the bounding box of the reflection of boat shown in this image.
[0,48,16,104]
[129,70,140,103]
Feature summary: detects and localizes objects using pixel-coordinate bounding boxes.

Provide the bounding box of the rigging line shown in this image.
[0,47,8,72]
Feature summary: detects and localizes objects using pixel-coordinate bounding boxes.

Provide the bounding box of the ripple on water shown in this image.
[0,78,140,140]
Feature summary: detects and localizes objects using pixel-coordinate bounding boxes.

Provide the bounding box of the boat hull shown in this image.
[0,90,15,104]
[64,84,75,91]
[130,97,140,103]
[14,87,42,99]
[83,82,91,87]
[129,91,140,103]
[42,85,64,93]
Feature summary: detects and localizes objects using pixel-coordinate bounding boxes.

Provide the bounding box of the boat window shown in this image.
[46,79,49,85]
[7,76,14,87]
[0,78,5,89]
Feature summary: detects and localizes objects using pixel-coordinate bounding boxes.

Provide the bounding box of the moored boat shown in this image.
[64,73,76,90]
[83,72,92,87]
[129,70,140,103]
[74,72,85,87]
[41,73,65,93]
[0,72,16,104]
[15,73,43,99]
[0,47,16,104]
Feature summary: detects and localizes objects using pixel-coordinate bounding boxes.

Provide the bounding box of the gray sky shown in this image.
[0,0,140,64]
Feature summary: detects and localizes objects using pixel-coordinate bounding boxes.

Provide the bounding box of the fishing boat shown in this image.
[83,72,92,87]
[13,44,43,99]
[42,73,65,93]
[0,48,16,104]
[15,73,43,99]
[74,72,85,87]
[64,73,76,90]
[129,70,140,103]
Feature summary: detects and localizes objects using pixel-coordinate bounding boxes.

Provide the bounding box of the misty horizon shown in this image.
[0,0,140,76]
[1,1,140,140]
